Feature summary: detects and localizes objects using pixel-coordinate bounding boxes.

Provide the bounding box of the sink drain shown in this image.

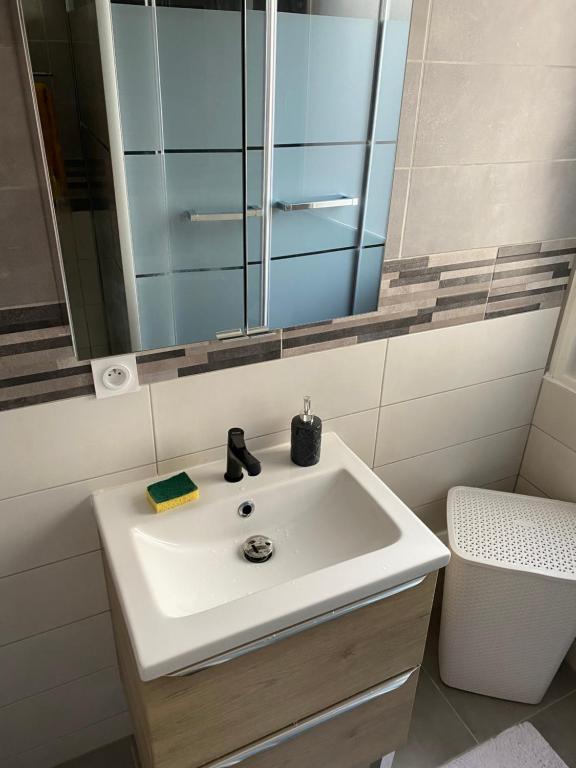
[242,535,274,563]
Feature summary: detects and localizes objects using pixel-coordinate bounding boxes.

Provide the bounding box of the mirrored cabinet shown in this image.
[21,0,413,357]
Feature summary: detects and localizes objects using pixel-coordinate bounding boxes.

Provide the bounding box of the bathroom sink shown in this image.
[93,433,449,680]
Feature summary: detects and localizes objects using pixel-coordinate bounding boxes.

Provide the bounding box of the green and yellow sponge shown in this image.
[146,472,199,513]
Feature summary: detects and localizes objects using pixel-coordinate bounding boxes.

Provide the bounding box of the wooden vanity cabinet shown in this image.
[108,572,437,768]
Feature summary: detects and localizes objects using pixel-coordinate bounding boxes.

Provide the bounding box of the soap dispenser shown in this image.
[291,396,322,467]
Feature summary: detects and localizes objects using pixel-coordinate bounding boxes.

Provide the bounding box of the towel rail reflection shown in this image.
[275,194,359,212]
[187,196,358,221]
[187,206,263,222]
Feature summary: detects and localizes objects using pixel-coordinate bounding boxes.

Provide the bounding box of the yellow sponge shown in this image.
[146,472,199,513]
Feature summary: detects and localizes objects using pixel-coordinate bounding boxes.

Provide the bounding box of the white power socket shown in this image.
[91,354,140,399]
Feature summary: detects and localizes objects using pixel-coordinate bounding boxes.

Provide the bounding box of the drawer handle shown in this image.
[204,668,417,768]
[275,194,359,212]
[168,575,426,677]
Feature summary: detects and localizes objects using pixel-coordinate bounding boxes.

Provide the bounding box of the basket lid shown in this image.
[447,486,576,580]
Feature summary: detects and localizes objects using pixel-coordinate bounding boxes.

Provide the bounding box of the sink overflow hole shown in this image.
[238,500,255,518]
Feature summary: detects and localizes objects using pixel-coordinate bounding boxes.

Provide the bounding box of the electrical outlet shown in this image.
[91,354,140,399]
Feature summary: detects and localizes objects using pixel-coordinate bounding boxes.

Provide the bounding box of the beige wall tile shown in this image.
[412,498,447,533]
[383,168,409,260]
[395,62,422,168]
[0,552,108,646]
[376,370,542,465]
[0,44,38,188]
[532,376,576,453]
[0,614,116,708]
[415,64,576,166]
[0,389,155,500]
[515,475,548,497]
[375,427,529,507]
[483,476,517,493]
[0,712,132,768]
[382,307,558,404]
[158,408,379,475]
[0,465,156,578]
[402,161,576,258]
[151,342,387,462]
[0,667,125,760]
[407,0,430,60]
[427,0,576,66]
[413,475,517,532]
[0,186,59,307]
[521,426,576,502]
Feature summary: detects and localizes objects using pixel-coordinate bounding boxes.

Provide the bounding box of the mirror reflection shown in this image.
[21,0,412,358]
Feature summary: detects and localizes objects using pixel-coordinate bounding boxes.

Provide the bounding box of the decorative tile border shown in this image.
[136,333,282,385]
[0,240,574,411]
[486,243,575,319]
[283,248,497,355]
[281,242,575,357]
[0,303,94,411]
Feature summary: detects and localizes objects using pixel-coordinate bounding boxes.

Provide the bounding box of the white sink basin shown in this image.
[93,433,449,680]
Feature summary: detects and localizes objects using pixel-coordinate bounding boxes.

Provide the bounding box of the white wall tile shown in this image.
[0,712,131,768]
[483,476,517,493]
[532,377,576,454]
[159,408,379,476]
[0,667,126,760]
[375,427,529,507]
[0,613,116,708]
[412,498,447,533]
[0,466,156,579]
[376,370,542,465]
[0,390,155,501]
[515,476,548,498]
[520,426,576,502]
[151,341,387,462]
[382,309,558,405]
[412,476,516,533]
[566,642,576,673]
[0,552,108,646]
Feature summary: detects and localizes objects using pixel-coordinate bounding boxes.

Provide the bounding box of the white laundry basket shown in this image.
[439,486,576,704]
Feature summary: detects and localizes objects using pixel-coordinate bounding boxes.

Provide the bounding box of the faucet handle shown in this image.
[228,427,245,448]
[225,427,261,483]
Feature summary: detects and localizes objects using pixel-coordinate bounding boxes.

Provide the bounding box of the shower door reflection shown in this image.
[247,0,410,332]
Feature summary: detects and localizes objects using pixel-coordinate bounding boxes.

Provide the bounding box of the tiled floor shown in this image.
[392,582,576,768]
[59,579,576,768]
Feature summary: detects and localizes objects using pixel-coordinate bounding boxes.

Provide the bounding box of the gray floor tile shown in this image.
[391,670,477,768]
[56,737,135,768]
[423,583,576,743]
[530,692,576,768]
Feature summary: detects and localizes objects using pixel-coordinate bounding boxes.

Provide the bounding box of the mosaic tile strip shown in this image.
[282,249,497,356]
[486,243,575,319]
[0,304,94,412]
[0,241,574,411]
[137,333,282,385]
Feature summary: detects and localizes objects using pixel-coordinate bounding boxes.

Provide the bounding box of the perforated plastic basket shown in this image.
[439,486,576,704]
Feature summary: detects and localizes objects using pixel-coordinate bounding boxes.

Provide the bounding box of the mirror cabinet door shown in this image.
[247,0,410,333]
[21,0,411,355]
[110,1,254,349]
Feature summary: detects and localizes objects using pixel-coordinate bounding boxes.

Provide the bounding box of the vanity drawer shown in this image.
[209,669,419,768]
[110,572,436,768]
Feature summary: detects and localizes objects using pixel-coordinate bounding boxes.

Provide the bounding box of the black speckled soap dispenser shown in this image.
[291,396,322,467]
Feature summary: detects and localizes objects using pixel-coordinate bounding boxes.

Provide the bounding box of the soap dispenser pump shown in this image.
[291,396,322,467]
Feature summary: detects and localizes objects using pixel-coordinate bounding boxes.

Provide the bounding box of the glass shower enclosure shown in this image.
[104,0,411,349]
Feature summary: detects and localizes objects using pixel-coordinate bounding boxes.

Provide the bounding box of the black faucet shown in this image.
[224,427,261,483]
